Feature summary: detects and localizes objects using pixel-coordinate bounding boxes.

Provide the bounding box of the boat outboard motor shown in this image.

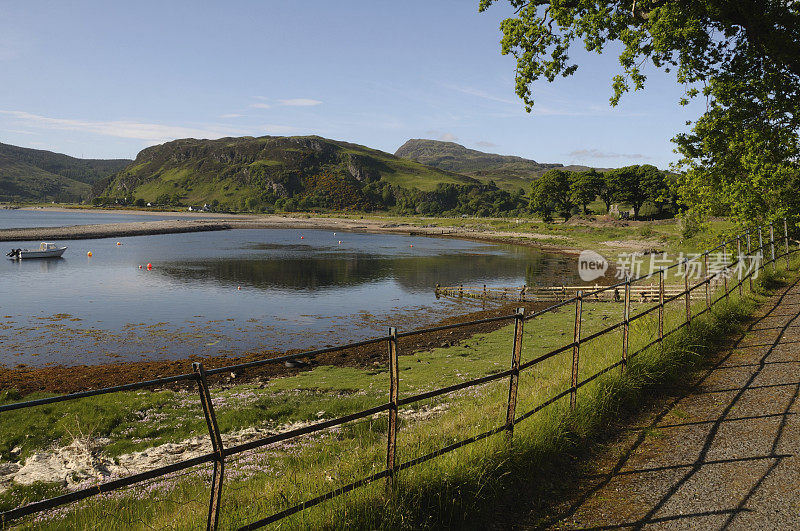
[7,248,20,258]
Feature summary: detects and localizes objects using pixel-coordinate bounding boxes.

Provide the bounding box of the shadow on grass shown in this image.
[337,269,797,530]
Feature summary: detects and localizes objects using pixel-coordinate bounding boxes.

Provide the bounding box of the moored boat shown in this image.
[7,242,67,259]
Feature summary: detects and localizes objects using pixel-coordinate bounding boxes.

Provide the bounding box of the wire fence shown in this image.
[0,220,795,529]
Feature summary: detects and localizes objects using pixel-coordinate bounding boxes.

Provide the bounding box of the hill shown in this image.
[100,135,487,211]
[395,139,568,191]
[0,142,130,202]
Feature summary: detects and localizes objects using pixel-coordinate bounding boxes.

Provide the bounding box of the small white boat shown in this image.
[7,242,67,260]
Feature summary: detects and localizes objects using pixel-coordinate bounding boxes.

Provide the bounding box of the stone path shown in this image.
[529,277,800,529]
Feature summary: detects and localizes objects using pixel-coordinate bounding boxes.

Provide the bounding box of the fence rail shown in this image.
[0,221,795,529]
[434,283,714,302]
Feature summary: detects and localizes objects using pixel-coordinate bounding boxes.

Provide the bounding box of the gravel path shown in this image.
[521,277,800,529]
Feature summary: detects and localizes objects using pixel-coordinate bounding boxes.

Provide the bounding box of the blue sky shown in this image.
[0,0,705,168]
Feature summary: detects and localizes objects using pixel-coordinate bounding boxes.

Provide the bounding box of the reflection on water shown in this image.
[156,251,577,292]
[1,226,582,367]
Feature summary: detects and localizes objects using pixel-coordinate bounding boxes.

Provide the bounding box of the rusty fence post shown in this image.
[386,327,399,492]
[785,218,791,269]
[747,231,753,292]
[703,252,711,310]
[570,291,583,410]
[622,278,630,372]
[658,269,664,345]
[193,362,225,531]
[723,243,729,302]
[770,224,776,271]
[737,236,743,297]
[505,308,525,442]
[684,259,692,324]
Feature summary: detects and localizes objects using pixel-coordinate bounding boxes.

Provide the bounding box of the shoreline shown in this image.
[1,207,585,254]
[0,301,552,395]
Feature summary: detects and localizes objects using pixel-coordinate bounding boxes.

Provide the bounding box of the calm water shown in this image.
[0,208,220,229]
[0,214,582,367]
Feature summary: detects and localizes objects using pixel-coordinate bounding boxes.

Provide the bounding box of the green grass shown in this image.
[4,252,795,529]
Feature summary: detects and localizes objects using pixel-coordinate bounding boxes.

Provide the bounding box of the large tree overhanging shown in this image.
[479,0,800,226]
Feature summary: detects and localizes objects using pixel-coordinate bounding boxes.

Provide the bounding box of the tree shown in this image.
[531,169,574,221]
[606,165,647,219]
[637,164,670,215]
[598,172,616,213]
[569,169,603,214]
[479,0,800,226]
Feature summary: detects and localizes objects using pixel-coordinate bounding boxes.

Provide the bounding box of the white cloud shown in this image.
[446,85,518,105]
[250,103,272,109]
[475,140,497,148]
[0,110,243,143]
[424,130,459,143]
[3,128,36,135]
[568,148,651,160]
[257,124,301,135]
[278,98,322,107]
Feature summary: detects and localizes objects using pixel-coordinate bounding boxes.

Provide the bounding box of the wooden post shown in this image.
[770,224,776,271]
[759,227,764,274]
[193,362,225,531]
[747,231,753,291]
[386,327,399,492]
[505,308,525,441]
[622,278,630,372]
[658,269,664,345]
[785,218,791,269]
[483,284,487,299]
[684,259,692,324]
[570,292,583,410]
[459,284,463,298]
[737,236,743,297]
[723,243,729,301]
[703,252,710,309]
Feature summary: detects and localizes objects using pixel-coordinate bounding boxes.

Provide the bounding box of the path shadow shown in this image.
[533,276,800,529]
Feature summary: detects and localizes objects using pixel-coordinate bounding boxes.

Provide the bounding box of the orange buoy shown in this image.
[410,244,413,248]
[237,286,241,290]
[87,251,92,257]
[338,240,342,244]
[146,263,152,270]
[138,265,142,269]
[116,242,122,246]
[300,236,304,239]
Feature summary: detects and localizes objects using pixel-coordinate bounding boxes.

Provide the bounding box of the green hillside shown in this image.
[0,142,130,202]
[101,135,484,211]
[394,139,567,191]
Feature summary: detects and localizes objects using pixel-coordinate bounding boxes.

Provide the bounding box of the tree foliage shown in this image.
[606,165,647,219]
[570,169,603,213]
[532,165,672,221]
[531,169,575,221]
[479,0,800,226]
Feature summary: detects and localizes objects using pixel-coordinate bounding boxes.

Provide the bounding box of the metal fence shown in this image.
[0,220,795,529]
